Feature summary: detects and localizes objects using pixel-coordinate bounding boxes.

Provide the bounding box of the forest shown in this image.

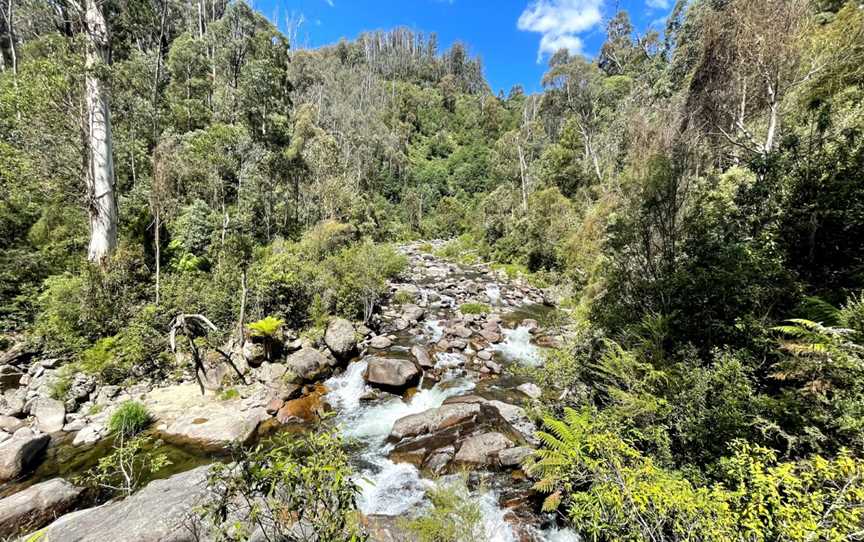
[1,0,864,540]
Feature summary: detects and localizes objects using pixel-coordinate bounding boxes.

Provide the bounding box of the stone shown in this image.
[498,446,533,468]
[479,330,502,343]
[0,415,24,433]
[401,304,425,322]
[73,424,105,447]
[449,339,468,350]
[0,478,84,537]
[390,403,481,441]
[366,514,416,542]
[94,385,120,405]
[265,398,284,415]
[30,465,210,542]
[476,350,493,361]
[324,318,357,359]
[487,400,539,446]
[423,446,455,475]
[243,341,267,368]
[410,345,433,368]
[364,358,420,389]
[257,362,288,384]
[285,348,332,383]
[369,336,392,349]
[275,393,324,425]
[392,318,409,331]
[0,428,50,481]
[159,406,267,451]
[453,432,512,465]
[521,319,539,332]
[0,365,23,391]
[34,398,66,433]
[484,360,502,374]
[2,389,25,417]
[517,383,542,400]
[448,325,473,339]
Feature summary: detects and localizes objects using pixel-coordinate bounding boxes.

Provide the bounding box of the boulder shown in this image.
[401,304,425,322]
[453,432,512,466]
[34,398,66,433]
[242,341,267,368]
[448,325,472,339]
[410,345,433,368]
[0,415,24,433]
[499,446,533,468]
[275,393,324,425]
[390,403,481,441]
[1,389,25,417]
[392,318,409,331]
[0,365,23,391]
[364,358,420,389]
[369,336,392,349]
[0,428,50,481]
[73,424,105,447]
[285,348,332,383]
[0,478,83,537]
[324,318,357,359]
[516,383,542,400]
[30,465,210,542]
[159,406,267,451]
[487,400,539,446]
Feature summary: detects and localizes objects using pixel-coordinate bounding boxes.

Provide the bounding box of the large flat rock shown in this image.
[364,358,420,389]
[30,466,210,542]
[0,428,49,482]
[0,478,83,537]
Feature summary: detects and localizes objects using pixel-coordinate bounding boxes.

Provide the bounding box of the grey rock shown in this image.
[0,478,83,537]
[0,428,49,481]
[400,304,425,322]
[285,348,332,383]
[160,407,267,451]
[390,403,481,441]
[324,318,356,359]
[517,383,542,400]
[73,424,105,447]
[0,415,24,433]
[498,446,533,467]
[487,400,539,446]
[31,465,211,542]
[410,345,433,368]
[2,389,25,417]
[364,358,420,389]
[369,336,392,349]
[448,325,472,339]
[34,398,66,433]
[0,365,23,391]
[453,432,512,465]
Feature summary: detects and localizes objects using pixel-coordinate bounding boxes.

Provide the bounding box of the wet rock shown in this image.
[479,330,502,343]
[0,478,83,537]
[0,427,50,481]
[401,304,425,322]
[392,318,409,331]
[285,347,332,383]
[423,446,455,475]
[499,446,533,468]
[453,432,512,466]
[517,383,542,400]
[487,400,539,446]
[325,318,357,360]
[521,319,539,332]
[364,358,420,389]
[410,345,433,368]
[276,392,324,424]
[369,336,392,349]
[0,365,23,391]
[484,360,502,374]
[390,403,482,441]
[30,465,210,542]
[34,398,66,433]
[476,350,493,361]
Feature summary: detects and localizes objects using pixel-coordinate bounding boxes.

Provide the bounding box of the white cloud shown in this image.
[323,0,334,6]
[517,0,604,61]
[646,0,670,9]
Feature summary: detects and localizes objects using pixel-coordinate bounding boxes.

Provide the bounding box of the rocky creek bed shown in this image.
[0,241,578,541]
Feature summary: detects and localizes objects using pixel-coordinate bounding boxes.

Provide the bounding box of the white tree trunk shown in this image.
[84,0,118,263]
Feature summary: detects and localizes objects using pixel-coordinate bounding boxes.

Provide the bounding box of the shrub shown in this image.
[78,435,171,497]
[323,241,407,322]
[108,401,153,437]
[459,302,490,315]
[249,241,315,329]
[393,290,415,305]
[299,220,357,261]
[197,430,363,541]
[218,388,240,401]
[399,479,485,542]
[246,316,283,338]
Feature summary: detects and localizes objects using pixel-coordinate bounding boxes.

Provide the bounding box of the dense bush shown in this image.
[108,401,153,437]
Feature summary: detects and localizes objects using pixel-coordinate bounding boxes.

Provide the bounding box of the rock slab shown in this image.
[0,478,83,537]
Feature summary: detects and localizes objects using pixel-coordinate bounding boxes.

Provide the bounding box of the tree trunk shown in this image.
[84,0,118,263]
[154,207,161,305]
[517,143,528,212]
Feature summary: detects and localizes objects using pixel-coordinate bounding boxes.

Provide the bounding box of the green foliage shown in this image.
[399,479,485,542]
[108,401,153,437]
[459,303,491,315]
[393,290,415,305]
[78,435,171,497]
[218,388,240,401]
[246,316,284,338]
[198,431,364,541]
[323,241,407,322]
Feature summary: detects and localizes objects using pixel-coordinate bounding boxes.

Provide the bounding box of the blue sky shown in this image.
[251,0,673,94]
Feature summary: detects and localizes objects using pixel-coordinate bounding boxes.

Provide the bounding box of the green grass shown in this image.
[108,401,152,437]
[460,302,491,315]
[219,388,240,401]
[394,290,415,305]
